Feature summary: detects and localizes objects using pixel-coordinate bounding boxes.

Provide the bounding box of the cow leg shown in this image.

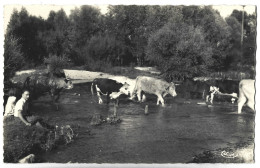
[97,91,103,104]
[156,97,160,105]
[238,94,246,114]
[206,95,209,102]
[210,92,214,104]
[141,94,146,102]
[202,90,205,99]
[115,99,119,107]
[137,90,142,102]
[157,95,165,107]
[106,93,110,104]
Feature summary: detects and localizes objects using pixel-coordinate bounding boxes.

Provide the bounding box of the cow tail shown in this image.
[131,77,139,98]
[91,82,94,95]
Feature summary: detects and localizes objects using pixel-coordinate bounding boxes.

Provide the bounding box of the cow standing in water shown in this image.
[205,80,239,104]
[23,75,73,110]
[91,78,130,104]
[238,79,255,114]
[131,76,177,106]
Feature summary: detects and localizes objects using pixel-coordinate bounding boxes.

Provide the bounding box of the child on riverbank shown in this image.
[4,88,18,119]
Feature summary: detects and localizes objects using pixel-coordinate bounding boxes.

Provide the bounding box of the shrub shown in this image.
[44,55,69,77]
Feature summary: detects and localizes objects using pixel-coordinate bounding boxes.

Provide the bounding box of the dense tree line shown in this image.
[4,5,256,82]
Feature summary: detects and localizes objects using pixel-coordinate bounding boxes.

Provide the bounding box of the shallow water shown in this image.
[34,82,254,163]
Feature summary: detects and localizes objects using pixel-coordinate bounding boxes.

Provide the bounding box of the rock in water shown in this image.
[106,115,121,124]
[90,114,104,126]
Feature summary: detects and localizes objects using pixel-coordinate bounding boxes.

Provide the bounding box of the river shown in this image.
[31,82,254,163]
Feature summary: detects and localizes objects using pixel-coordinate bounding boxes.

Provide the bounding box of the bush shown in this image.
[4,118,78,163]
[44,55,69,77]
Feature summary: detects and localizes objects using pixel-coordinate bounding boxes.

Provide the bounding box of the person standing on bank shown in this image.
[14,89,54,129]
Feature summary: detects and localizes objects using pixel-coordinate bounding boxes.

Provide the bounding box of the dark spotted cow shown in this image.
[206,80,239,104]
[23,75,73,110]
[91,78,130,104]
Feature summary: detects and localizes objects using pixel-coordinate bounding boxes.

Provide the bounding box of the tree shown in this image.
[181,6,232,71]
[39,9,70,56]
[4,35,25,85]
[69,6,101,47]
[105,5,148,65]
[67,5,101,65]
[6,8,47,65]
[225,16,242,67]
[226,10,256,69]
[147,22,213,80]
[85,33,125,65]
[105,5,184,66]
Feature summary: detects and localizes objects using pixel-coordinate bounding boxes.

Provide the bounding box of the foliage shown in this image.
[4,34,25,84]
[69,5,101,47]
[6,8,47,65]
[4,5,256,80]
[3,118,78,163]
[182,6,232,71]
[39,9,70,56]
[147,22,213,80]
[43,55,68,76]
[226,10,256,68]
[84,58,113,72]
[85,33,125,65]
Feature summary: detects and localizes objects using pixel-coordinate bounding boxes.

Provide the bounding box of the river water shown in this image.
[33,82,254,163]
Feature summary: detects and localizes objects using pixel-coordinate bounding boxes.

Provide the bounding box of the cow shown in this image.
[238,79,255,114]
[91,78,130,104]
[130,76,177,106]
[205,80,239,104]
[23,75,73,110]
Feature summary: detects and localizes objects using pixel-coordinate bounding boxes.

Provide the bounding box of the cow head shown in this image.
[167,82,177,97]
[63,78,74,89]
[209,86,219,94]
[109,82,131,100]
[119,82,131,96]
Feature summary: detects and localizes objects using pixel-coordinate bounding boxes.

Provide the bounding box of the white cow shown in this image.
[238,79,255,114]
[131,76,177,106]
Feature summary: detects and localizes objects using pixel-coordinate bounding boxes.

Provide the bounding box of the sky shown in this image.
[3,4,256,33]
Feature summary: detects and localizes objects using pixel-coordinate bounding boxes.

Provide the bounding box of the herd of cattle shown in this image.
[4,72,255,114]
[91,77,255,114]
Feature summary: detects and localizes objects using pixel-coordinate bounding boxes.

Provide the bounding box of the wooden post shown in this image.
[145,105,149,115]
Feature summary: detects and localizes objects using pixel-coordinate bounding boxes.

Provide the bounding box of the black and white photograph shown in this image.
[1,0,259,167]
